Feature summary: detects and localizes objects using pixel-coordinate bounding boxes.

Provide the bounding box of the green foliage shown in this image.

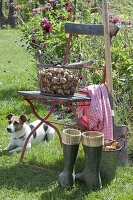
[112,27,133,95]
[21,1,103,63]
[111,27,133,130]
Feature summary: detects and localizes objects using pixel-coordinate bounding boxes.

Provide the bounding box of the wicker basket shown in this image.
[38,66,79,96]
[100,146,122,185]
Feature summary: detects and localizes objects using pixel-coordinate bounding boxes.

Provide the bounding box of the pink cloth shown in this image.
[77,84,113,140]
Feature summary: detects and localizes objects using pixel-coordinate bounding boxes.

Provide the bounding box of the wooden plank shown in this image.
[102,0,113,95]
[65,23,119,37]
[37,60,93,69]
[65,23,104,36]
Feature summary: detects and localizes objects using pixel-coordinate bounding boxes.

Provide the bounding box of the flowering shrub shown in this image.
[21,0,104,64]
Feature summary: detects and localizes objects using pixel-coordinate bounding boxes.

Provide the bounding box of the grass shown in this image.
[110,0,133,20]
[0,10,133,200]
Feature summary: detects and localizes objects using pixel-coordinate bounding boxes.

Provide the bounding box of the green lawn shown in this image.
[0,27,133,199]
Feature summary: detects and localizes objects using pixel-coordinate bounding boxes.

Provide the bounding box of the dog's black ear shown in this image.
[19,115,29,123]
[6,113,14,120]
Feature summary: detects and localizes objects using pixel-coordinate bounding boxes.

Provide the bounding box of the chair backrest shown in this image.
[63,22,119,84]
[64,22,119,36]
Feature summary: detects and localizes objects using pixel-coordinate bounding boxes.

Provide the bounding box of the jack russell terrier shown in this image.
[4,113,55,153]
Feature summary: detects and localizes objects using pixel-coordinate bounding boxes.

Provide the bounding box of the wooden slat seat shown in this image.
[18,91,91,103]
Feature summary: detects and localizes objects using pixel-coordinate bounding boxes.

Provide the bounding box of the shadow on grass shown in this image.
[0,88,22,101]
[0,154,90,200]
[28,151,86,175]
[0,162,56,191]
[0,87,44,115]
[40,183,88,200]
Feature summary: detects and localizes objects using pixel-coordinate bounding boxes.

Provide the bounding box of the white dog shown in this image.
[4,113,55,153]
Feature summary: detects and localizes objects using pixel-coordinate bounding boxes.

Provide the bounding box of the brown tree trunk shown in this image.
[7,0,15,28]
[0,0,6,27]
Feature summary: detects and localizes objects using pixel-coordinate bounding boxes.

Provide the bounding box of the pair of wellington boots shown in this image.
[58,129,104,190]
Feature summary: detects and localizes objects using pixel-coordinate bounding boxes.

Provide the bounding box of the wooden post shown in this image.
[102,0,115,139]
[102,0,113,96]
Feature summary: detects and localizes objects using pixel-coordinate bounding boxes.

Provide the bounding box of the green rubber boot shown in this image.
[76,131,104,190]
[58,129,81,188]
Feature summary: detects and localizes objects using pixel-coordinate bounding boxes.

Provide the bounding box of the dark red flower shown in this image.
[41,18,49,26]
[79,75,83,80]
[63,2,75,13]
[41,18,52,33]
[109,16,121,24]
[42,23,52,32]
